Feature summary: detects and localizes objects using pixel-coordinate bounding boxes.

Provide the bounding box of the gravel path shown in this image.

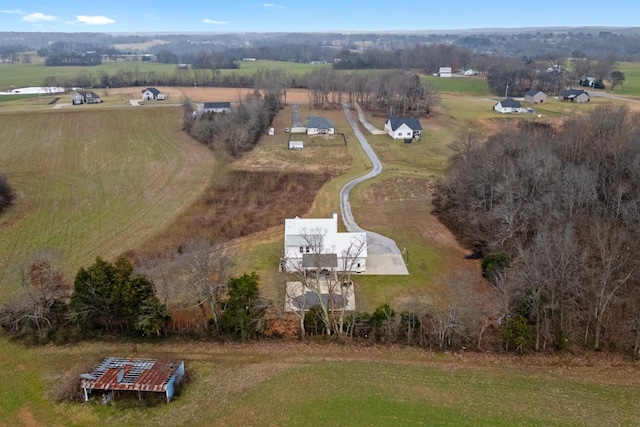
[340,102,402,255]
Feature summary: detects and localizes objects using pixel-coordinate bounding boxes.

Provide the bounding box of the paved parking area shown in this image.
[363,254,409,275]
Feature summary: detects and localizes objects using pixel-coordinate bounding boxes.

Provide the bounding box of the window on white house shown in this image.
[305,246,310,253]
[299,247,304,253]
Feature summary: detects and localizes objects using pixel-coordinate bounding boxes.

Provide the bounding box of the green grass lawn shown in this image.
[612,61,640,97]
[0,107,215,296]
[423,75,490,95]
[0,60,330,91]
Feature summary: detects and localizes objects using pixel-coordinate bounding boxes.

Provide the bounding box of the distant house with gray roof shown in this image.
[558,88,590,103]
[494,97,522,113]
[384,116,423,140]
[306,116,335,135]
[141,87,165,101]
[72,90,102,105]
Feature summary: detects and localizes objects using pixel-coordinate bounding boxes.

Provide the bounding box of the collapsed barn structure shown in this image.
[80,357,185,403]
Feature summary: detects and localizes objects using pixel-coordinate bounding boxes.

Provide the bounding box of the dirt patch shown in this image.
[104,87,312,104]
[18,405,42,427]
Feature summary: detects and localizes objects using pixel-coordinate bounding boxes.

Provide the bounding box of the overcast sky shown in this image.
[1,1,638,33]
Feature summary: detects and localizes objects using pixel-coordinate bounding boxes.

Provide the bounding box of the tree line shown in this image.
[0,252,264,344]
[434,105,640,358]
[485,54,623,97]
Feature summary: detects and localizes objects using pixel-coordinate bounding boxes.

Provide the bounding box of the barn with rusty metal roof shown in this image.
[80,357,185,403]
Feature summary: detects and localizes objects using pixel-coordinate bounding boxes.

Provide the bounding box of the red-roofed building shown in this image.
[81,357,185,403]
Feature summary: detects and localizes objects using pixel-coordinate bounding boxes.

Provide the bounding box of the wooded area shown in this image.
[434,105,640,357]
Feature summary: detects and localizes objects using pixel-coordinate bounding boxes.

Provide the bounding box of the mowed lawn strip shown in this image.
[0,107,215,294]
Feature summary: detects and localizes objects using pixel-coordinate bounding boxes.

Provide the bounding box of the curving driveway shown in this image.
[340,102,409,274]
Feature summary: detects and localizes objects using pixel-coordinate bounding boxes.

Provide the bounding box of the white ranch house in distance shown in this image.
[494,97,522,113]
[282,213,367,275]
[384,116,423,140]
[306,116,335,135]
[141,87,165,101]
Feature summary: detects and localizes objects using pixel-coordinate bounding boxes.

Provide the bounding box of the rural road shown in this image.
[341,102,402,255]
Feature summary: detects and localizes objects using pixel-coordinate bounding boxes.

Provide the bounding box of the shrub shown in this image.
[0,173,15,213]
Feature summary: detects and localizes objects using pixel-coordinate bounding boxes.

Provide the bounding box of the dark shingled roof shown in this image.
[204,101,231,109]
[525,89,544,97]
[387,116,423,131]
[302,253,338,268]
[306,116,334,130]
[560,89,589,98]
[142,87,161,95]
[498,97,521,108]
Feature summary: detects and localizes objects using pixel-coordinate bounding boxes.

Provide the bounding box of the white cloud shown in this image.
[22,12,58,22]
[0,9,25,14]
[263,3,285,8]
[142,13,160,20]
[202,19,228,24]
[75,15,115,25]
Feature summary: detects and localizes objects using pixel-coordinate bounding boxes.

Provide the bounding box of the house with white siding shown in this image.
[282,213,367,274]
[306,116,335,135]
[384,116,423,140]
[494,97,522,113]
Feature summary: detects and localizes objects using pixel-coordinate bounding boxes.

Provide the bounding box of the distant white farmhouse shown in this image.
[384,116,423,140]
[282,213,367,274]
[141,87,165,101]
[306,116,335,135]
[439,67,452,78]
[494,97,522,113]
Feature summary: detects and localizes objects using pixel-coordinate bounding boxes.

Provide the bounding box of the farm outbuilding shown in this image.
[288,140,304,150]
[80,357,185,403]
[524,89,547,104]
[439,67,452,77]
[558,89,590,103]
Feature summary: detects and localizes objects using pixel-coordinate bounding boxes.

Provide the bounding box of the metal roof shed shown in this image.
[81,357,185,403]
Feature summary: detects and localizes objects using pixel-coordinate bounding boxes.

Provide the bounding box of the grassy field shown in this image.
[0,60,331,91]
[423,75,490,95]
[2,337,639,426]
[0,107,215,295]
[612,61,640,97]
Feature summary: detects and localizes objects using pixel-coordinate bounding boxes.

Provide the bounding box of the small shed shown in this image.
[80,357,185,403]
[289,140,304,150]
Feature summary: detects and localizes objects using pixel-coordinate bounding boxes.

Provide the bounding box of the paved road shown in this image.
[340,102,403,255]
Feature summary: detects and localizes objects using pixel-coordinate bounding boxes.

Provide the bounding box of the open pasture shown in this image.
[0,107,215,295]
[1,338,640,426]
